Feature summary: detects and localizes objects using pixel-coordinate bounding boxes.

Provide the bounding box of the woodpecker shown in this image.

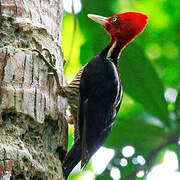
[33,12,148,179]
[63,12,148,179]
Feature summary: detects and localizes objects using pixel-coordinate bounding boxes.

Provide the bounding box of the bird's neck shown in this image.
[100,37,126,66]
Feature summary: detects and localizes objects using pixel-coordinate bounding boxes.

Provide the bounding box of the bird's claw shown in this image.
[32,48,62,93]
[42,48,56,66]
[32,49,57,73]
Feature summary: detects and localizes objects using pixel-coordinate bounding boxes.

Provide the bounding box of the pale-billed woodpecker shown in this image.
[33,12,148,180]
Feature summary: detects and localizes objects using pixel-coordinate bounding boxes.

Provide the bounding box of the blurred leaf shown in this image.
[118,93,143,119]
[105,117,167,156]
[119,43,170,127]
[175,91,180,120]
[104,118,167,179]
[96,170,110,180]
[136,0,171,30]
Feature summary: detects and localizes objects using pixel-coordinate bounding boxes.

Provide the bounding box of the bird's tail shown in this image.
[63,139,82,180]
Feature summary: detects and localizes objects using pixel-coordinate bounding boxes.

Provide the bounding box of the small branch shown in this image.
[64,0,77,72]
[125,135,179,180]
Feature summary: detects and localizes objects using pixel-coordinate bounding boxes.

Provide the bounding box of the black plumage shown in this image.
[63,52,123,179]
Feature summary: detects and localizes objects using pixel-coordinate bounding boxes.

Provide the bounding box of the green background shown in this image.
[61,0,180,179]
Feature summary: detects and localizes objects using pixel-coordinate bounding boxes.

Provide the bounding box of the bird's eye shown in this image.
[110,16,119,23]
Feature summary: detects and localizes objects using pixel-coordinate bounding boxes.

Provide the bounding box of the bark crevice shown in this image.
[0,0,67,179]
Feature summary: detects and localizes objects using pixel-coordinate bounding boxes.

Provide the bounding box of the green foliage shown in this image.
[62,0,180,179]
[104,117,167,179]
[175,91,180,120]
[105,117,167,155]
[119,43,170,127]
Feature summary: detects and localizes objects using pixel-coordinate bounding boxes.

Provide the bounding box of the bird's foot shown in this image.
[32,49,62,93]
[32,48,56,73]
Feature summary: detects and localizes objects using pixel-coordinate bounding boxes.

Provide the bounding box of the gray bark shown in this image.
[0,0,67,179]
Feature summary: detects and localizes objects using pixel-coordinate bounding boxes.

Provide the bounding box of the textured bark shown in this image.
[0,0,67,179]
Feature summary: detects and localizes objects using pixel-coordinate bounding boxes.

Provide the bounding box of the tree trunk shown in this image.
[0,0,67,179]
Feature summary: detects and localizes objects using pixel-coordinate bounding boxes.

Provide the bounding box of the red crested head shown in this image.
[88,12,148,47]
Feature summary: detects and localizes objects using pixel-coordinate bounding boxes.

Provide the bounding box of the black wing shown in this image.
[78,56,120,168]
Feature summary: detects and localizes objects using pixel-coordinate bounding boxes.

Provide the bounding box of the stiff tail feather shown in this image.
[63,139,82,179]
